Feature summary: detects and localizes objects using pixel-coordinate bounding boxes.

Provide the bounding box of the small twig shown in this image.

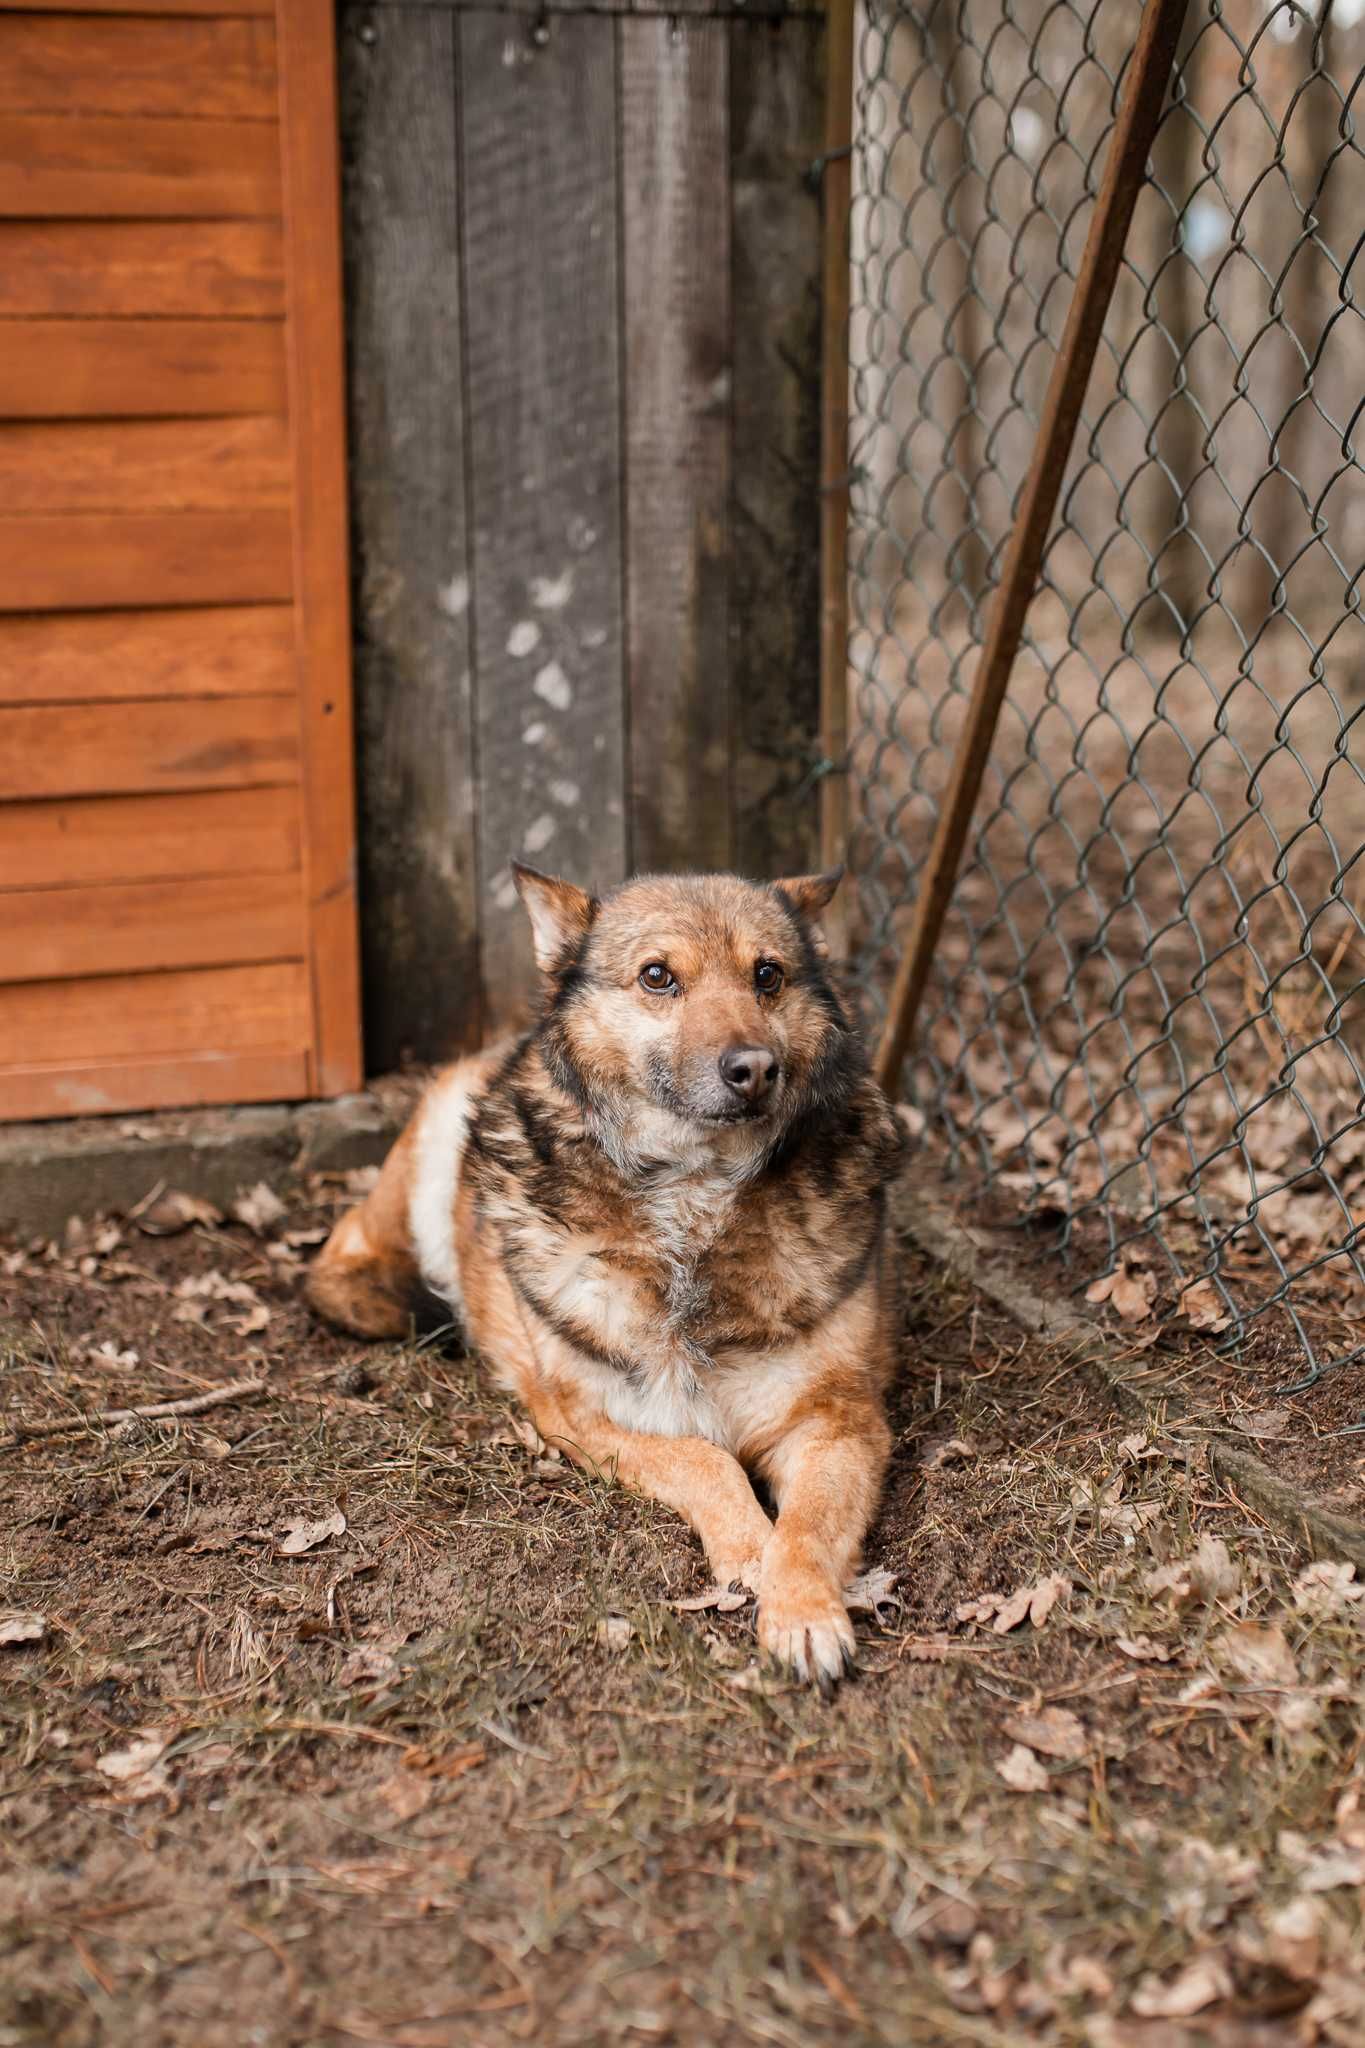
[475,1716,553,1763]
[0,1376,268,1450]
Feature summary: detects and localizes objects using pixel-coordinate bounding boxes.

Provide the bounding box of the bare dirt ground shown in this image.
[4,1171,1365,2047]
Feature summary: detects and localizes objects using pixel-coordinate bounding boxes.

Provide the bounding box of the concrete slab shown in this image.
[0,1084,415,1239]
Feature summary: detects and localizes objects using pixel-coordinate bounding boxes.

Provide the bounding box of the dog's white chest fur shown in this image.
[407,1073,791,1448]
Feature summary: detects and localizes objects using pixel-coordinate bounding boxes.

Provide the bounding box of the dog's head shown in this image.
[515,865,860,1153]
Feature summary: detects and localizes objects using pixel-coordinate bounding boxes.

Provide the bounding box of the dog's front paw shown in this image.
[711,1552,764,1599]
[757,1570,857,1691]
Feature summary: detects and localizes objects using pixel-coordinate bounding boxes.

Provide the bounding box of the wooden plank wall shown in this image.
[0,0,361,1122]
[340,0,827,1063]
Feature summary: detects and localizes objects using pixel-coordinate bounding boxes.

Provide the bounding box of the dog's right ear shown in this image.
[512,863,597,974]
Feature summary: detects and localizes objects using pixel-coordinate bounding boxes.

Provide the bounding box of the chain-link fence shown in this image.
[847,0,1365,1394]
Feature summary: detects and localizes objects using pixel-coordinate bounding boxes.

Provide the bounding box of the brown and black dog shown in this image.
[308,865,906,1684]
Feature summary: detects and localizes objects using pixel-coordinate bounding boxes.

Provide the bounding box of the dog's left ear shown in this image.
[512,862,598,974]
[773,867,843,954]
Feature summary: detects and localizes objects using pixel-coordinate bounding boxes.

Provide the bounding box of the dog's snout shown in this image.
[718,1044,779,1104]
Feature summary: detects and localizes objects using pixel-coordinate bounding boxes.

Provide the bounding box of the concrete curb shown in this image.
[0,1095,404,1239]
[894,1168,1365,1573]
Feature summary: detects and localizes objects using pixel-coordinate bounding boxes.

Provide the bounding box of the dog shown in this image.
[308,865,907,1685]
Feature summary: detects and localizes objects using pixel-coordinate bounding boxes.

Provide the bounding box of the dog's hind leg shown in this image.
[306,1118,422,1340]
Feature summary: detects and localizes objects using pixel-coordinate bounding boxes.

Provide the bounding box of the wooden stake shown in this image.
[819,0,855,954]
[873,0,1189,1093]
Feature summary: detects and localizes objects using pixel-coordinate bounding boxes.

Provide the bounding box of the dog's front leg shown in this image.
[756,1407,891,1687]
[530,1379,774,1594]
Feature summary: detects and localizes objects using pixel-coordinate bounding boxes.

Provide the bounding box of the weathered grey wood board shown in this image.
[340,6,481,1069]
[340,0,826,1054]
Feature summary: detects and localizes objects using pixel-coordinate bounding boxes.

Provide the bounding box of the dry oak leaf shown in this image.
[1230,1405,1292,1440]
[230,1181,288,1235]
[1166,1839,1261,1933]
[1087,1263,1157,1322]
[95,1730,172,1799]
[1278,1830,1365,1893]
[225,1301,272,1337]
[1335,1779,1365,1851]
[996,1744,1050,1792]
[1002,1706,1089,1761]
[1212,1621,1298,1689]
[844,1566,900,1617]
[1144,1535,1239,1607]
[1116,1634,1175,1663]
[277,1509,347,1557]
[1178,1278,1232,1331]
[955,1573,1071,1634]
[1129,1954,1232,2019]
[923,1437,976,1471]
[1261,1896,1329,1983]
[0,1613,45,1647]
[1293,1561,1364,1616]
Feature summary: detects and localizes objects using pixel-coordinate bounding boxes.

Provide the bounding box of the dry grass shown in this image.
[2,1176,1365,2046]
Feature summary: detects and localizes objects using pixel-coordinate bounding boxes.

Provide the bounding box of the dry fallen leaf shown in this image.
[596,1614,633,1650]
[1261,1896,1328,1983]
[955,1572,1071,1634]
[95,1731,171,1798]
[725,1662,785,1695]
[1145,1535,1238,1607]
[1129,1954,1231,2018]
[1050,1953,1115,2003]
[88,1340,139,1370]
[1026,1573,1074,1627]
[172,1271,266,1328]
[1087,1263,1157,1321]
[1166,1839,1261,1933]
[1230,1405,1292,1439]
[137,1189,222,1236]
[923,1437,975,1471]
[1335,1779,1365,1850]
[1116,1634,1175,1663]
[0,1612,45,1647]
[1213,1621,1298,1689]
[400,1743,486,1782]
[277,1509,347,1557]
[996,1744,1050,1792]
[844,1566,900,1617]
[225,1302,272,1336]
[1278,1830,1365,1892]
[180,1743,236,1778]
[704,1630,749,1669]
[1292,1560,1363,1615]
[339,1646,397,1686]
[1178,1278,1232,1331]
[377,1770,432,1822]
[673,1583,751,1614]
[1002,1707,1089,1761]
[231,1181,288,1236]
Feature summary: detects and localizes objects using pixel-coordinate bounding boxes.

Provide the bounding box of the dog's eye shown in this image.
[754,959,784,995]
[638,962,677,995]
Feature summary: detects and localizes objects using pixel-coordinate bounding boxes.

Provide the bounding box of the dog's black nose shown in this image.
[718,1044,779,1104]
